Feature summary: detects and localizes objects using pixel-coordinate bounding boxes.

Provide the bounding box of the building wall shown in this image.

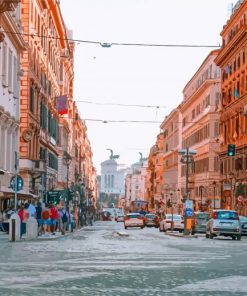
[179,50,221,211]
[215,0,247,214]
[0,2,26,207]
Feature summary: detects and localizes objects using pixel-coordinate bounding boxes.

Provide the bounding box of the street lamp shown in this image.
[170,191,174,232]
[212,181,217,210]
[63,151,72,209]
[199,185,204,211]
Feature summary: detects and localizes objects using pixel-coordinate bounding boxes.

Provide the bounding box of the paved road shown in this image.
[0,221,247,296]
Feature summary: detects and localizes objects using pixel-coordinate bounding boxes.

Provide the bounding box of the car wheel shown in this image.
[141,226,144,229]
[237,235,241,241]
[209,232,214,239]
[191,230,195,235]
[124,226,127,230]
[159,227,162,232]
[205,233,209,239]
[232,236,236,240]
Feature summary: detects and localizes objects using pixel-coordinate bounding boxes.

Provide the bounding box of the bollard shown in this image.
[26,217,38,240]
[9,214,21,242]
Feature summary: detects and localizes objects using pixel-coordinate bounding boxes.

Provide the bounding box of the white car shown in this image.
[124,213,145,229]
[116,215,125,222]
[159,214,184,232]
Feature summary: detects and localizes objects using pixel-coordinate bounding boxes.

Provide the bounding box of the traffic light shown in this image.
[227,144,236,157]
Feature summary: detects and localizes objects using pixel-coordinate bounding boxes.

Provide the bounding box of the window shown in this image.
[29,85,35,112]
[2,42,7,87]
[48,152,58,170]
[13,56,18,98]
[8,49,13,93]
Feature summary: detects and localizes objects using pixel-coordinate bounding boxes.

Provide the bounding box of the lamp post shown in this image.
[199,185,204,211]
[170,191,174,232]
[63,152,72,210]
[212,181,216,210]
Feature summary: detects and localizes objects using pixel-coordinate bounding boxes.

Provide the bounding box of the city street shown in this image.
[0,222,247,296]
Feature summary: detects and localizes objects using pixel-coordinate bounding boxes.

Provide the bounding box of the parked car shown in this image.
[159,214,184,232]
[206,210,241,240]
[144,214,160,228]
[124,213,144,229]
[239,216,247,236]
[116,214,125,222]
[191,211,210,235]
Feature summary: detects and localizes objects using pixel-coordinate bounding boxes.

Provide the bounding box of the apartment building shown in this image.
[215,0,247,214]
[179,50,221,211]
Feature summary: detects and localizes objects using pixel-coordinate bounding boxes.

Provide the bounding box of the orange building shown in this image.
[160,107,182,214]
[179,50,221,211]
[215,0,247,214]
[146,133,164,212]
[19,0,74,200]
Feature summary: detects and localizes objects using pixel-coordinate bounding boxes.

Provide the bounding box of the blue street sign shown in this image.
[185,208,193,217]
[10,175,24,192]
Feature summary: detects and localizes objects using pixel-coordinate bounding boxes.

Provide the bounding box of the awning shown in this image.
[0,187,38,200]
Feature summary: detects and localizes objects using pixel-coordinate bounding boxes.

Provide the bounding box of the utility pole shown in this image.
[178,147,197,235]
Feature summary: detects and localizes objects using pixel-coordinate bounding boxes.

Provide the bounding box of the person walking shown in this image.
[60,207,69,235]
[0,210,5,232]
[28,200,36,218]
[35,202,43,236]
[41,205,50,234]
[49,203,58,234]
[18,204,29,238]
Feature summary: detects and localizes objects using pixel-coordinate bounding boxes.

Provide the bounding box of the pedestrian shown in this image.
[35,202,43,236]
[6,206,15,219]
[60,207,69,235]
[70,210,76,232]
[49,203,58,234]
[18,204,29,238]
[0,210,5,232]
[42,205,50,234]
[28,200,36,218]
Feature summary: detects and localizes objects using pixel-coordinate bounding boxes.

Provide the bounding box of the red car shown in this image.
[144,214,160,228]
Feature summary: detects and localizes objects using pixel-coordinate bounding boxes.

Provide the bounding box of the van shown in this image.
[191,211,210,235]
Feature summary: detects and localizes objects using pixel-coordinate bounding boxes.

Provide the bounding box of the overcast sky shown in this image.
[60,0,237,173]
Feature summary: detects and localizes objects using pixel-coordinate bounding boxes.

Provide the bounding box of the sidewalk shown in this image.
[165,231,198,238]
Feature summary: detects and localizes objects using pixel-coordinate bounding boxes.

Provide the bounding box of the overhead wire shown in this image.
[75,100,166,109]
[2,29,221,48]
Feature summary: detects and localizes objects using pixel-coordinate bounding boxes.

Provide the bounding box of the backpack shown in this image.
[62,211,68,223]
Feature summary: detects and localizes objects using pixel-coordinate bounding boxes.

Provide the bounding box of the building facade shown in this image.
[125,159,148,211]
[179,50,221,211]
[0,1,26,210]
[100,158,127,197]
[215,0,247,214]
[160,108,182,214]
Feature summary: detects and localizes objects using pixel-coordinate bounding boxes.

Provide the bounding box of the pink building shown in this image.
[178,50,221,211]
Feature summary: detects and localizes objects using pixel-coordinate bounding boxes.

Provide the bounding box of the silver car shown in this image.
[206,210,241,240]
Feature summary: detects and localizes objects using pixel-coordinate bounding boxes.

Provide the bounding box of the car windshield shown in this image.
[216,211,238,220]
[146,214,156,219]
[128,214,141,219]
[166,215,181,220]
[196,213,209,220]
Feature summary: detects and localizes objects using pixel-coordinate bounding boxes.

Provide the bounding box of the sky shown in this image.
[60,0,237,173]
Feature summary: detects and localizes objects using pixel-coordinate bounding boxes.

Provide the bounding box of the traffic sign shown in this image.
[10,175,24,192]
[185,208,193,217]
[185,200,193,210]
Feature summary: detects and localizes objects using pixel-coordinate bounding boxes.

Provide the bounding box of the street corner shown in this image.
[165,231,198,238]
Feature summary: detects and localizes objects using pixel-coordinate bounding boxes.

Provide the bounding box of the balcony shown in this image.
[32,160,46,173]
[0,0,20,13]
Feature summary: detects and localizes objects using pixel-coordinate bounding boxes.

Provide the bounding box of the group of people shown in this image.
[15,201,76,236]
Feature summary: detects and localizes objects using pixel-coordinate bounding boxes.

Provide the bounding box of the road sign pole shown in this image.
[14,152,18,212]
[184,147,190,235]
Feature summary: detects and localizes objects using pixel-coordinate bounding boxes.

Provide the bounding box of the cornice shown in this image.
[0,0,20,14]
